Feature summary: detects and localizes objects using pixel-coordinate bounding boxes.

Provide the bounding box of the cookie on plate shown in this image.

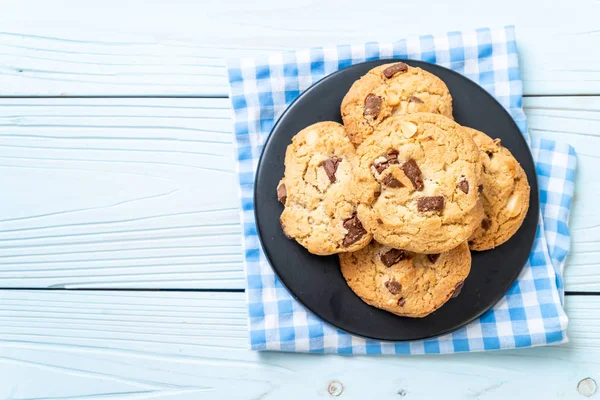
[278,121,371,255]
[465,127,531,250]
[339,241,471,318]
[341,61,453,146]
[354,113,483,254]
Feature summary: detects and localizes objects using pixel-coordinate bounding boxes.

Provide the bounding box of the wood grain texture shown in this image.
[0,96,597,290]
[0,98,243,289]
[525,97,600,292]
[1,0,599,96]
[0,290,597,400]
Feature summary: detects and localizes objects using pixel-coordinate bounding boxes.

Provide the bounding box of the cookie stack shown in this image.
[277,62,530,318]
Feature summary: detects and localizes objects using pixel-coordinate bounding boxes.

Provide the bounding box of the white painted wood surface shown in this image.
[0,290,597,400]
[0,98,243,289]
[525,97,600,292]
[1,1,600,397]
[0,97,596,291]
[1,0,599,96]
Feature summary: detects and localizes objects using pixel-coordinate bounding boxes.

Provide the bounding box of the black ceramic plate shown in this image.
[254,59,539,341]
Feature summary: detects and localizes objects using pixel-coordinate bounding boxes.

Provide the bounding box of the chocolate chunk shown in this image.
[401,159,424,191]
[417,196,445,212]
[373,190,381,200]
[409,96,424,104]
[386,149,399,163]
[397,297,406,307]
[320,157,340,183]
[427,253,440,263]
[457,176,469,194]
[380,249,408,267]
[376,218,384,224]
[277,184,287,204]
[383,62,409,78]
[342,213,367,247]
[481,218,491,230]
[364,94,383,118]
[373,160,387,174]
[373,150,400,174]
[382,174,404,188]
[478,184,484,193]
[384,280,402,295]
[452,281,464,298]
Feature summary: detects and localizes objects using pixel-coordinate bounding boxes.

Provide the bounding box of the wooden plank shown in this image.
[0,0,599,96]
[0,290,597,400]
[524,96,600,292]
[0,98,244,289]
[0,96,597,290]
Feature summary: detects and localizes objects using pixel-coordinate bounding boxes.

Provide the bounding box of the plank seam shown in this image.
[0,95,230,99]
[0,287,245,292]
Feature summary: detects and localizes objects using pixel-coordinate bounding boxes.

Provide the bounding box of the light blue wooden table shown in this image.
[1,1,599,399]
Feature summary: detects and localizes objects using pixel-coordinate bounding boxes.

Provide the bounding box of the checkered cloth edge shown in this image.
[227,26,577,354]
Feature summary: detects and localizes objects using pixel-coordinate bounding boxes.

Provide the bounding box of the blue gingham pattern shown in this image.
[227,26,577,353]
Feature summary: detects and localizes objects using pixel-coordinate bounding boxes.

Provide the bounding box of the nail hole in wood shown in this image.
[328,380,343,397]
[578,377,597,397]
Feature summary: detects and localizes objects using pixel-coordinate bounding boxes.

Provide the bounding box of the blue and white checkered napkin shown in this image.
[227,26,577,354]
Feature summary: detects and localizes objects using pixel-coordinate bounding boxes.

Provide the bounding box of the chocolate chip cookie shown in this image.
[465,127,531,250]
[278,121,371,255]
[341,62,453,146]
[339,241,471,318]
[354,113,483,254]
